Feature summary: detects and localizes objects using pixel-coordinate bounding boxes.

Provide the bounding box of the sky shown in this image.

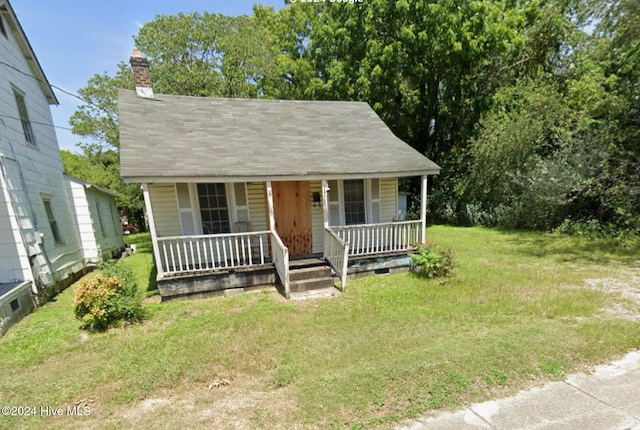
[11,0,285,153]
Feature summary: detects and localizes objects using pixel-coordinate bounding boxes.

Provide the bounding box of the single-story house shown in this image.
[119,51,440,300]
[66,175,125,264]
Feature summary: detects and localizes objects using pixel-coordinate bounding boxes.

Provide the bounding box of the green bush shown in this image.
[410,241,456,279]
[73,261,142,331]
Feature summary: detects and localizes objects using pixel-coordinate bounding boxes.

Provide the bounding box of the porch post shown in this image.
[420,175,428,244]
[321,179,330,228]
[141,183,163,278]
[266,181,276,232]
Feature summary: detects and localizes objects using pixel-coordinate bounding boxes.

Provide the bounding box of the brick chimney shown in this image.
[129,50,154,98]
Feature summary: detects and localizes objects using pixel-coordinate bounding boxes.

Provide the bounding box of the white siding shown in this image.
[380,178,398,222]
[0,12,84,287]
[148,183,180,237]
[85,188,124,260]
[67,179,97,261]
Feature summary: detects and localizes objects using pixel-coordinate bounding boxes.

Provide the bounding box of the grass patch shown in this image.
[123,233,157,296]
[0,226,639,429]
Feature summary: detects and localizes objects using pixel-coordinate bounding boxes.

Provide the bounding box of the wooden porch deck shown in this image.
[154,219,422,301]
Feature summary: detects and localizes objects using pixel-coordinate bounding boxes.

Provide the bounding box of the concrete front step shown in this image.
[290,287,339,300]
[290,276,335,293]
[289,265,331,282]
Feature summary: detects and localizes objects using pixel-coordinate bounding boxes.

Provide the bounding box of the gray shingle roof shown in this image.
[118,89,440,182]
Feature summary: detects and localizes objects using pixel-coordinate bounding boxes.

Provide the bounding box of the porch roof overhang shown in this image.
[119,90,441,184]
[124,170,438,184]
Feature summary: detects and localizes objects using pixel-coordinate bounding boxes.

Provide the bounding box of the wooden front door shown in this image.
[270,181,312,256]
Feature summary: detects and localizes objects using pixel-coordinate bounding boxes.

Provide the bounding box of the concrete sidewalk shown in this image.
[398,350,640,430]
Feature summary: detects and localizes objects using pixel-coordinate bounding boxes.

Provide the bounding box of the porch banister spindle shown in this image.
[169,243,176,274]
[208,239,215,269]
[259,236,264,264]
[215,240,221,269]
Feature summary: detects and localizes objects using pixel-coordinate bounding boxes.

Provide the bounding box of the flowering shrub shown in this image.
[73,263,142,331]
[410,241,456,278]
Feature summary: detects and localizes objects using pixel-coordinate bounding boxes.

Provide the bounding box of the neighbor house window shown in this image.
[13,88,35,144]
[343,179,366,225]
[197,183,230,234]
[42,197,62,244]
[96,202,106,237]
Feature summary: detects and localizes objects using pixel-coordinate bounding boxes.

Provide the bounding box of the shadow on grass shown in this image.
[147,264,158,295]
[495,227,640,266]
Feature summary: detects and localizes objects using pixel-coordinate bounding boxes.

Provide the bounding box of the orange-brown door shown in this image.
[270,181,312,256]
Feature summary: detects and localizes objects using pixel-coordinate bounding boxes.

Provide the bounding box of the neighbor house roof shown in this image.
[118,89,440,183]
[65,174,119,197]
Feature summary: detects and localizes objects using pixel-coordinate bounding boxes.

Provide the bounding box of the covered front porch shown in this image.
[145,177,429,300]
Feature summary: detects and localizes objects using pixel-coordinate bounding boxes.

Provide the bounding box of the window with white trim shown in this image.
[13,88,35,145]
[198,183,230,234]
[175,182,250,235]
[42,197,62,244]
[343,179,366,225]
[0,16,7,38]
[327,179,381,226]
[96,202,106,238]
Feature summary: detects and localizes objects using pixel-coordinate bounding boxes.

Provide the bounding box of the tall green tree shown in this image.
[290,0,523,160]
[69,63,133,150]
[132,11,278,98]
[69,10,280,230]
[61,147,146,231]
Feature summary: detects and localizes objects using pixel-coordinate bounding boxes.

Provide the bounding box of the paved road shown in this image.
[397,350,640,430]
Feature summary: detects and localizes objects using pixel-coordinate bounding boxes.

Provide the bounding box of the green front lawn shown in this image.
[1,226,639,429]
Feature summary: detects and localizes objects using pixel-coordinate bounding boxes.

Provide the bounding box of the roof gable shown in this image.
[119,90,440,182]
[0,0,58,105]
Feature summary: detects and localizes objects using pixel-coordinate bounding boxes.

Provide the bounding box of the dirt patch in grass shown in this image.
[564,268,640,321]
[114,375,298,430]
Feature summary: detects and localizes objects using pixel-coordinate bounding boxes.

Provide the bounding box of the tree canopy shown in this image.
[67,0,640,237]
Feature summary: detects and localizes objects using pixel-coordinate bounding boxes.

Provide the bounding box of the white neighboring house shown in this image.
[0,0,123,335]
[66,175,124,264]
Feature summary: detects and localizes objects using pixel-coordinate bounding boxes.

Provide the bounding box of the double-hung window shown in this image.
[327,179,382,226]
[197,183,231,235]
[175,183,249,235]
[13,88,35,145]
[42,197,62,244]
[343,179,366,225]
[0,15,7,38]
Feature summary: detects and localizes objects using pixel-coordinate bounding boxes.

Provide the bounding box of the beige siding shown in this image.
[380,178,398,222]
[310,180,324,253]
[247,182,267,232]
[148,184,180,237]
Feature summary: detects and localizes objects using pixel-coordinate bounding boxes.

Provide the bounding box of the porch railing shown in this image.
[323,227,349,291]
[270,231,290,298]
[332,220,421,257]
[157,231,270,276]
